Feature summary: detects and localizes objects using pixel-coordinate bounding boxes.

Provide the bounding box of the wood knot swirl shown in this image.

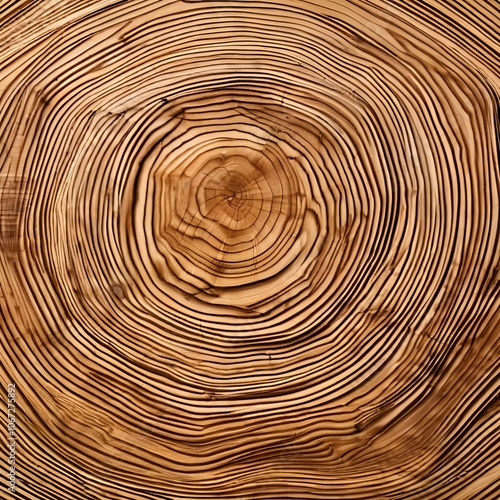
[0,0,498,498]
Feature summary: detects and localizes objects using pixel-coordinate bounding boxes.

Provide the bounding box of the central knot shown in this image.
[197,155,261,225]
[226,188,245,208]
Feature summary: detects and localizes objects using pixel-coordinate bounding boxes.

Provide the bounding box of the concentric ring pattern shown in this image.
[0,0,499,498]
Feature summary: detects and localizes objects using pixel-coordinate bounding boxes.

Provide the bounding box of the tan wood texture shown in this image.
[1,0,499,498]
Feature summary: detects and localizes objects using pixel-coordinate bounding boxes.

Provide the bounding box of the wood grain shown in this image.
[1,0,499,498]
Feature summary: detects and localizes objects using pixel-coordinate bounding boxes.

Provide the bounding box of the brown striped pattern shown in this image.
[0,0,499,498]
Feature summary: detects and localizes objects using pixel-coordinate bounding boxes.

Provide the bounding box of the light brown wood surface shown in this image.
[0,0,499,498]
